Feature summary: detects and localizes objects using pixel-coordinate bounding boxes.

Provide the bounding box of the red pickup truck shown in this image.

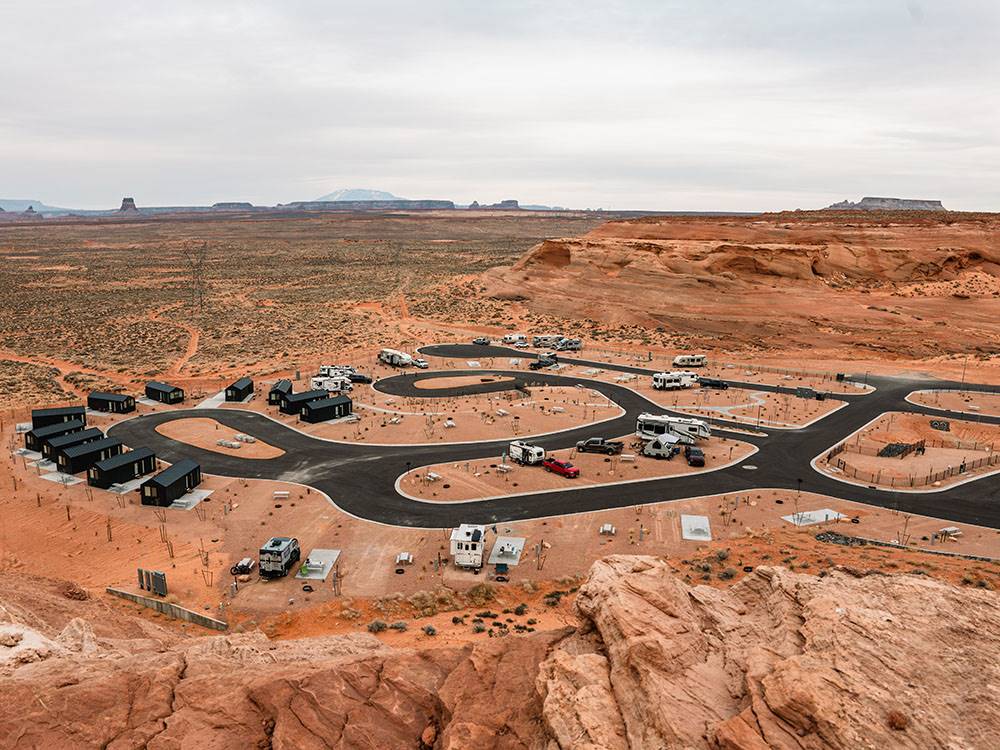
[542,458,580,478]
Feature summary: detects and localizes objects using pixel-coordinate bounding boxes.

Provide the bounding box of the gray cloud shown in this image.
[1,1,997,210]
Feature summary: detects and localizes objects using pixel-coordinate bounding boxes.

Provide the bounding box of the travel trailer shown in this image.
[319,364,357,377]
[635,413,711,444]
[508,440,545,465]
[502,333,527,344]
[450,524,486,569]
[554,337,582,351]
[642,433,682,459]
[310,375,353,393]
[651,371,698,390]
[532,334,564,348]
[672,354,708,367]
[378,349,413,367]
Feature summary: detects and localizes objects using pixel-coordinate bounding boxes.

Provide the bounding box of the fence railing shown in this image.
[832,452,1000,488]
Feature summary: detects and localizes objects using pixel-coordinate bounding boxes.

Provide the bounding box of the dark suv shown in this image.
[684,445,706,467]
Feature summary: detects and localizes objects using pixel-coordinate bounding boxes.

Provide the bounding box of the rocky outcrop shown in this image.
[2,562,997,749]
[119,197,138,212]
[827,197,946,211]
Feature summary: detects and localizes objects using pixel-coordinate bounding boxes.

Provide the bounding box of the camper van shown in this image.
[642,433,682,459]
[554,337,582,351]
[532,334,564,348]
[652,371,698,390]
[635,413,711,444]
[378,349,413,367]
[672,354,708,367]
[502,333,527,345]
[450,524,486,569]
[310,375,353,393]
[508,440,545,465]
[258,536,301,578]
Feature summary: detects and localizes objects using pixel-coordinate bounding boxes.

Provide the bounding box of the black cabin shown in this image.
[43,427,104,460]
[225,377,254,402]
[268,379,293,405]
[88,447,157,489]
[88,391,136,414]
[24,419,85,452]
[300,395,353,423]
[57,437,123,474]
[31,406,86,429]
[279,389,327,415]
[140,459,202,507]
[145,381,185,404]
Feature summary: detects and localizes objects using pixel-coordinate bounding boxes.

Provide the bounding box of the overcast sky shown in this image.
[1,1,997,211]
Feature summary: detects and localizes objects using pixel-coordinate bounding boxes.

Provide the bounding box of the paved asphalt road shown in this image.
[109,344,1000,529]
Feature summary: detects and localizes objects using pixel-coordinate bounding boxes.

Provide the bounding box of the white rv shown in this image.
[508,440,545,465]
[635,413,711,444]
[554,337,582,351]
[450,524,486,569]
[319,364,356,377]
[378,349,413,367]
[672,354,708,367]
[502,333,527,344]
[310,375,353,393]
[651,371,698,390]
[532,334,564,348]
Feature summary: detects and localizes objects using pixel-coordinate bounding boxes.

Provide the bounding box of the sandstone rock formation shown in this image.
[827,197,946,211]
[119,197,138,212]
[482,213,1000,357]
[1,562,997,749]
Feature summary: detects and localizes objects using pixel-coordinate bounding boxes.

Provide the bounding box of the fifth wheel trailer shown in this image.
[672,354,708,367]
[635,413,711,444]
[378,349,413,367]
[652,371,698,390]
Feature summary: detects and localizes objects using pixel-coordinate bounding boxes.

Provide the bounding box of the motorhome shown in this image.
[258,536,301,578]
[450,524,486,569]
[672,354,708,367]
[508,440,545,465]
[532,334,564,348]
[310,375,353,393]
[652,371,698,390]
[502,333,527,345]
[642,433,682,459]
[554,337,582,351]
[378,349,413,367]
[319,364,356,377]
[635,413,711,444]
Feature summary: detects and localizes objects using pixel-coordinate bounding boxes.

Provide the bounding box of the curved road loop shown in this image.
[109,344,1000,529]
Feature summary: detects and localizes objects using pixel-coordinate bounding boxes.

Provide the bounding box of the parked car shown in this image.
[472,336,491,345]
[542,457,580,478]
[684,445,706,467]
[697,377,729,390]
[347,372,373,384]
[412,358,429,369]
[514,341,529,348]
[575,437,624,455]
[529,353,558,370]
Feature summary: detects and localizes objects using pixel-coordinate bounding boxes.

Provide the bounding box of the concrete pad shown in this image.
[681,514,712,541]
[169,488,214,510]
[295,548,341,581]
[40,471,83,486]
[782,509,846,526]
[31,459,56,471]
[137,397,160,407]
[15,422,30,434]
[14,448,43,461]
[107,475,154,494]
[488,536,526,566]
[195,390,226,409]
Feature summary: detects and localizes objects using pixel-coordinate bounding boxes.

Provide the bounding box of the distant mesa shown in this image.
[212,202,254,210]
[119,197,138,212]
[470,199,521,210]
[826,196,946,211]
[282,199,455,211]
[314,188,403,202]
